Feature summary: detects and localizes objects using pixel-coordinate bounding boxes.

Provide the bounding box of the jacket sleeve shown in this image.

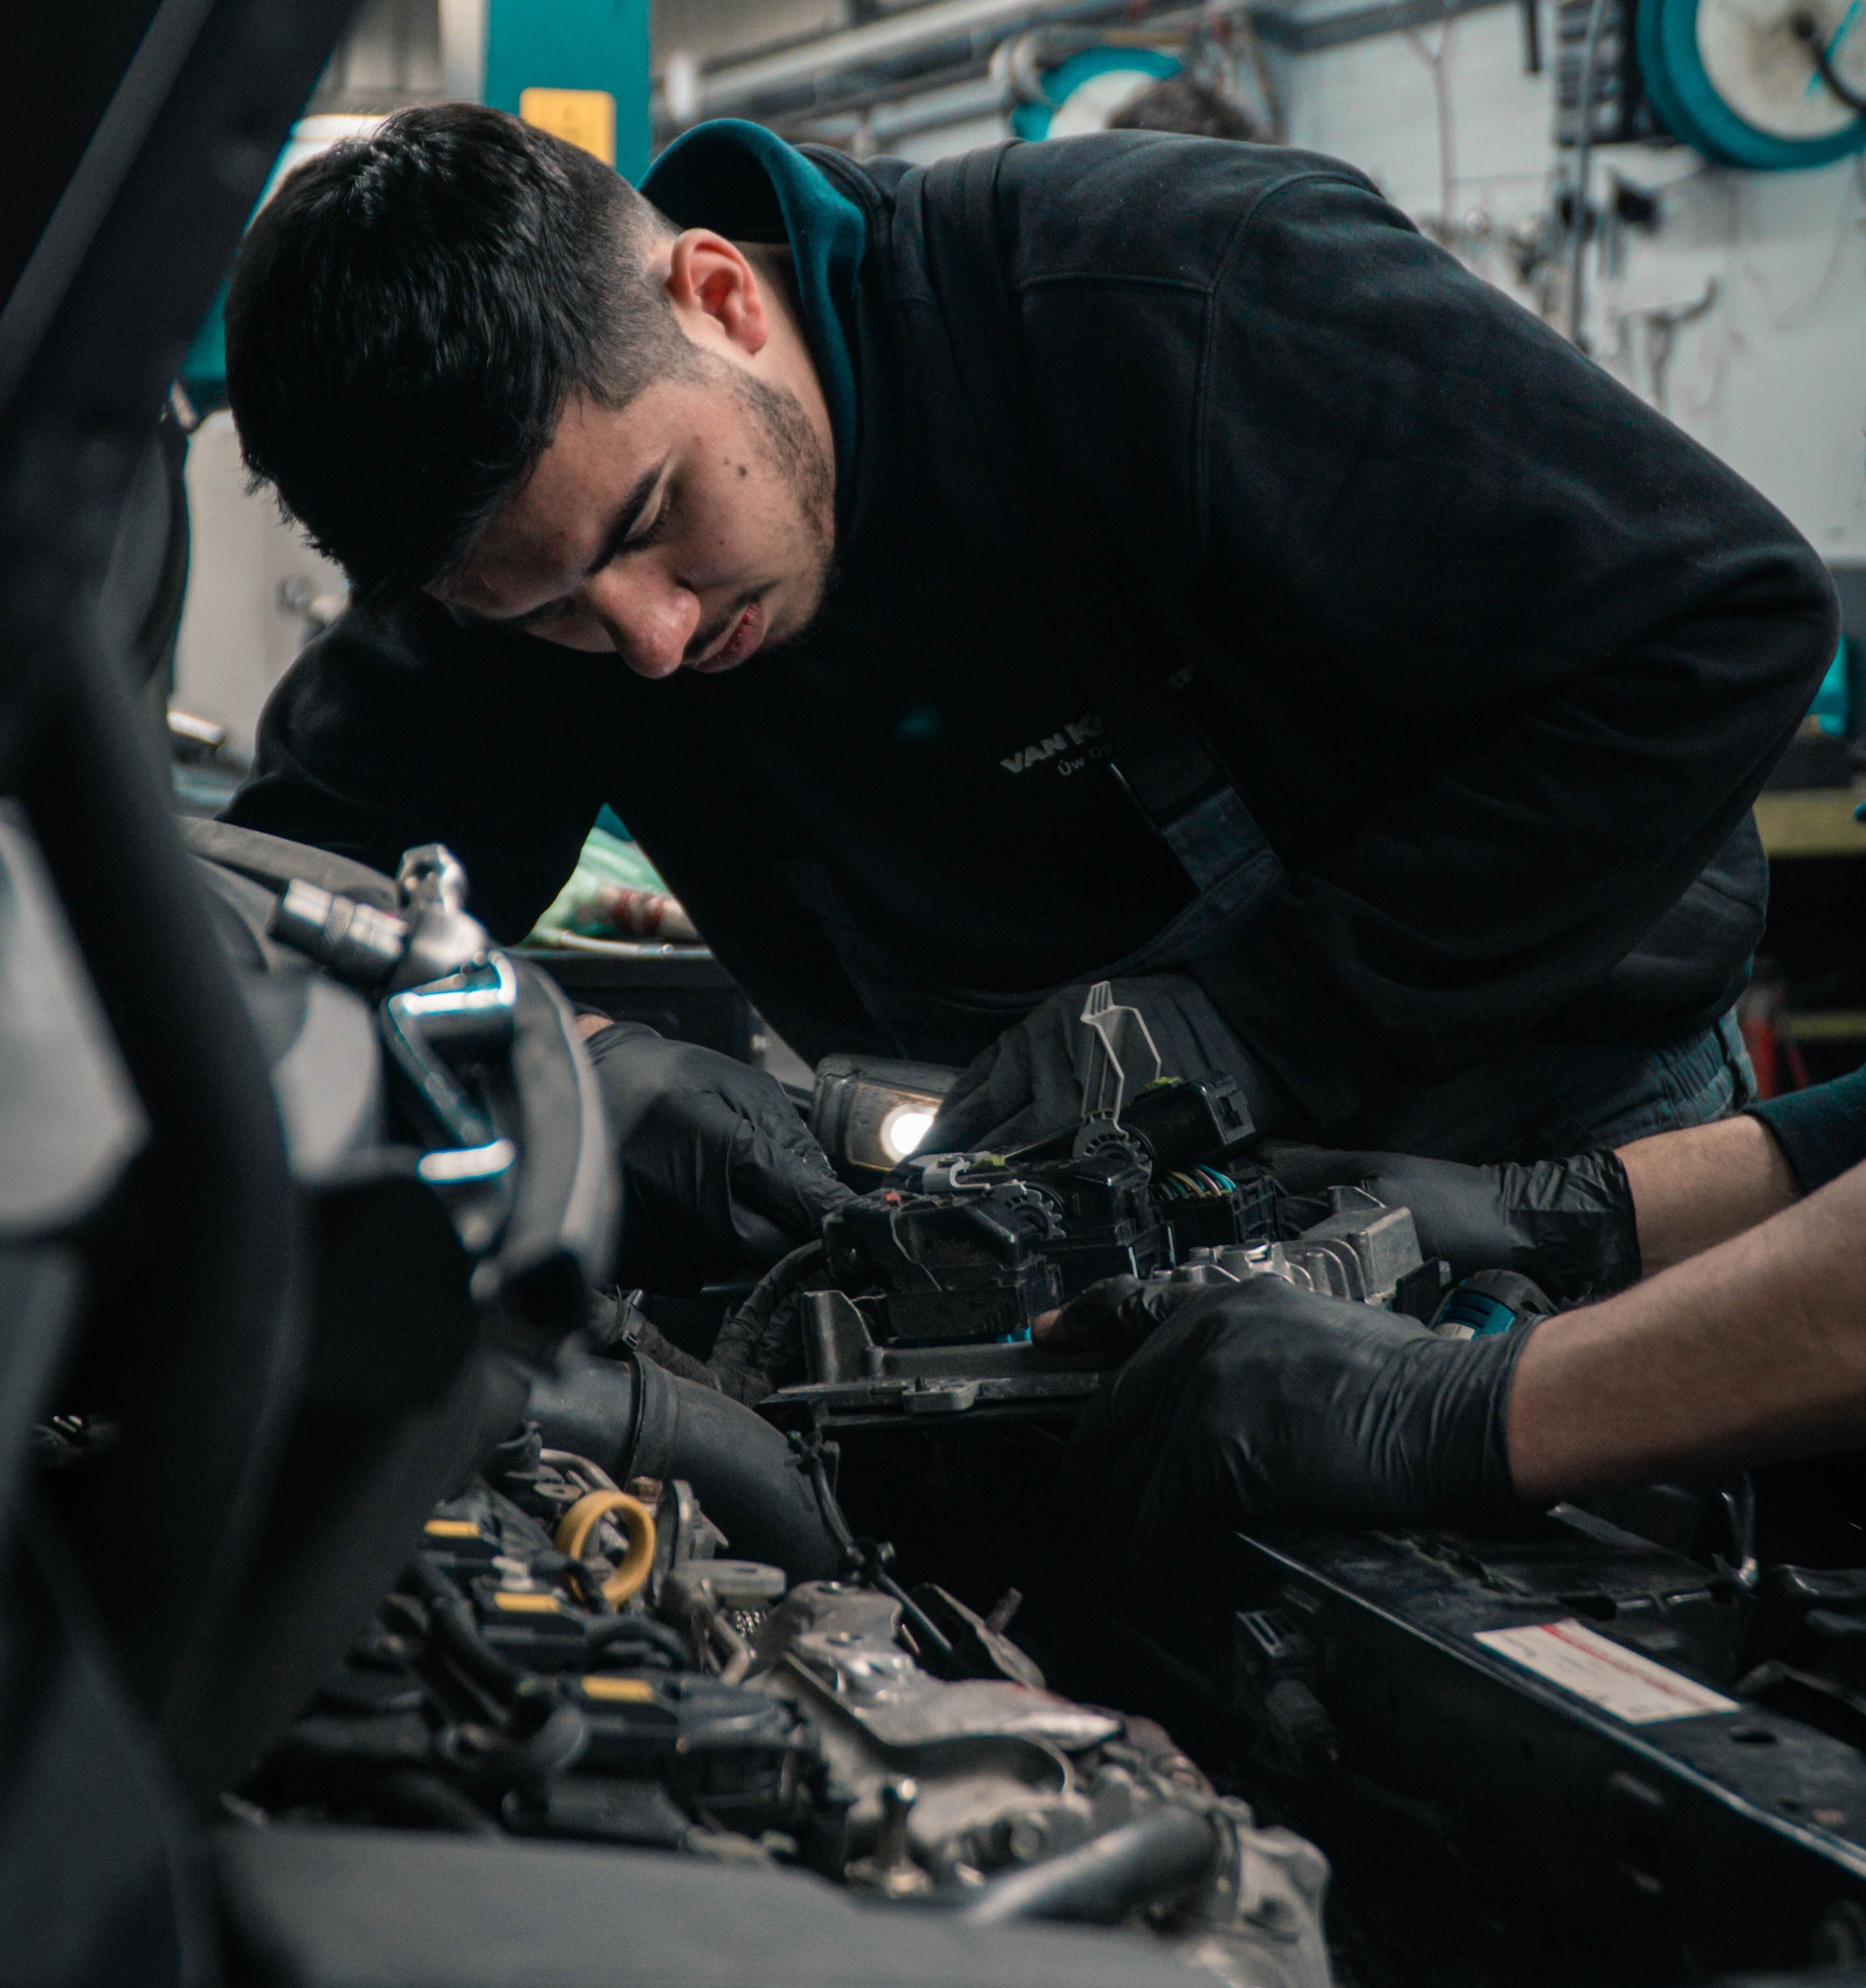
[1185,172,1836,1128]
[221,597,612,944]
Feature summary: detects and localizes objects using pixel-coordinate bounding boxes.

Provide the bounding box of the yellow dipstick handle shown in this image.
[554,1490,657,1608]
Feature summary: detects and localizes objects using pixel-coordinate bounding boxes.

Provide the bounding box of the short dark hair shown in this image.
[1107,75,1264,143]
[226,104,685,602]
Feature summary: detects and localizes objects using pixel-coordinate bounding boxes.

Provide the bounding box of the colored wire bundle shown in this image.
[1155,1167,1238,1201]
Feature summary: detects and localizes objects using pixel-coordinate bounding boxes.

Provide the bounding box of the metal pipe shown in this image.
[861,74,1010,143]
[961,1805,1219,1924]
[772,65,1003,142]
[676,0,1107,113]
[661,0,1519,136]
[767,14,1216,142]
[659,0,1196,129]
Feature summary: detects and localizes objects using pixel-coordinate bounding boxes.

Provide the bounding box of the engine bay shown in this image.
[17,811,1866,1987]
[245,1426,1331,1988]
[227,966,1866,1985]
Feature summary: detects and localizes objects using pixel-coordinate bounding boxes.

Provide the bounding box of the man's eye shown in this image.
[625,490,674,553]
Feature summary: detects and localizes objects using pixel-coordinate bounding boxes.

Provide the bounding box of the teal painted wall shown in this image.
[484,0,653,183]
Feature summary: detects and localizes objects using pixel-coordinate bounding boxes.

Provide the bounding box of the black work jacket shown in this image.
[225,134,1837,1130]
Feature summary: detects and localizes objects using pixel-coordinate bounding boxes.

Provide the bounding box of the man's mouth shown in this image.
[690,598,765,672]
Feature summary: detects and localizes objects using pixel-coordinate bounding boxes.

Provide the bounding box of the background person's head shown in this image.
[227,104,834,675]
[1107,74,1265,143]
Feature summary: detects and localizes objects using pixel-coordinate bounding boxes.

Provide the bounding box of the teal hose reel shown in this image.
[1638,0,1866,167]
[1010,46,1182,141]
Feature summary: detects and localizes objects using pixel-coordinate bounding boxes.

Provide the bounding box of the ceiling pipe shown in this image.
[775,70,1010,145]
[654,0,1501,143]
[654,0,1177,130]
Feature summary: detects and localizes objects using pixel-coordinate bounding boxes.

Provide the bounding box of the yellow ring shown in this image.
[553,1490,657,1608]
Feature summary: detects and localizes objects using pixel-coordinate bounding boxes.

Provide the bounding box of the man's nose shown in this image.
[585,569,700,678]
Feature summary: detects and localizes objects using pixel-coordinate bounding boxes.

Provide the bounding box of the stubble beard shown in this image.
[725,361,837,648]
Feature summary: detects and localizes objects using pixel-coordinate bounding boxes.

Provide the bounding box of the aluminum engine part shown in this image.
[1165,1186,1426,1309]
[1175,1799,1334,1988]
[752,1581,1104,1885]
[750,1581,1332,1988]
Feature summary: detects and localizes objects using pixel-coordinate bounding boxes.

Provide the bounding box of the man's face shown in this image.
[436,350,834,676]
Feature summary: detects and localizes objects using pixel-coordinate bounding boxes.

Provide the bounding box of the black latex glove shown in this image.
[1048,1274,1534,1593]
[926,973,1283,1154]
[584,1023,852,1293]
[1260,1143,1638,1304]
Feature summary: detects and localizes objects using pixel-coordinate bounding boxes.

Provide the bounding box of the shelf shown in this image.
[1754,784,1866,859]
[1783,1011,1866,1042]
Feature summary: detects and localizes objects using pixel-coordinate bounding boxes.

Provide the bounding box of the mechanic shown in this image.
[218,104,1837,1290]
[1040,1067,1866,1590]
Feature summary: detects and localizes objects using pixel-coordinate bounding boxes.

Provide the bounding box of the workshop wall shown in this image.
[172,412,348,759]
[1273,1,1866,561]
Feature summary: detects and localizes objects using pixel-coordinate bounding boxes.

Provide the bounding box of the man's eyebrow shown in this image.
[445,457,670,630]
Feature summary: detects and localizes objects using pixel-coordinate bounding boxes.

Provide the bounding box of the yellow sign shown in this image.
[520,87,617,165]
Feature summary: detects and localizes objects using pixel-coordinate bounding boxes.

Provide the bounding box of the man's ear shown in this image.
[665,229,769,358]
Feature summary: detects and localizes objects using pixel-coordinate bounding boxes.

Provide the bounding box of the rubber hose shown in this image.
[527,1353,842,1581]
[404,1560,536,1703]
[961,1807,1218,1926]
[585,1614,689,1662]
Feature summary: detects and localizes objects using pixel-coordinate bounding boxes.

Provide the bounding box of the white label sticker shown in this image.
[1474,1618,1739,1724]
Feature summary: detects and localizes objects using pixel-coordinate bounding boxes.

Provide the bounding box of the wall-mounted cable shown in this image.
[1567,0,1614,344]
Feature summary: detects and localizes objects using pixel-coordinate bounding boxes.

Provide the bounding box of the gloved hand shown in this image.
[926,973,1282,1155]
[584,1022,853,1293]
[1260,1144,1638,1304]
[1045,1273,1534,1594]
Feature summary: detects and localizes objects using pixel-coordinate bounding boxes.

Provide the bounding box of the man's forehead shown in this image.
[432,490,578,616]
[459,422,640,575]
[434,397,676,616]
[512,398,653,521]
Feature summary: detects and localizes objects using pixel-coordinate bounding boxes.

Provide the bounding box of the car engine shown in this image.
[752,990,1457,1439]
[244,1426,1331,1988]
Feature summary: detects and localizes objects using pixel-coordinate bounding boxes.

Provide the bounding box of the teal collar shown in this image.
[642,120,865,501]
